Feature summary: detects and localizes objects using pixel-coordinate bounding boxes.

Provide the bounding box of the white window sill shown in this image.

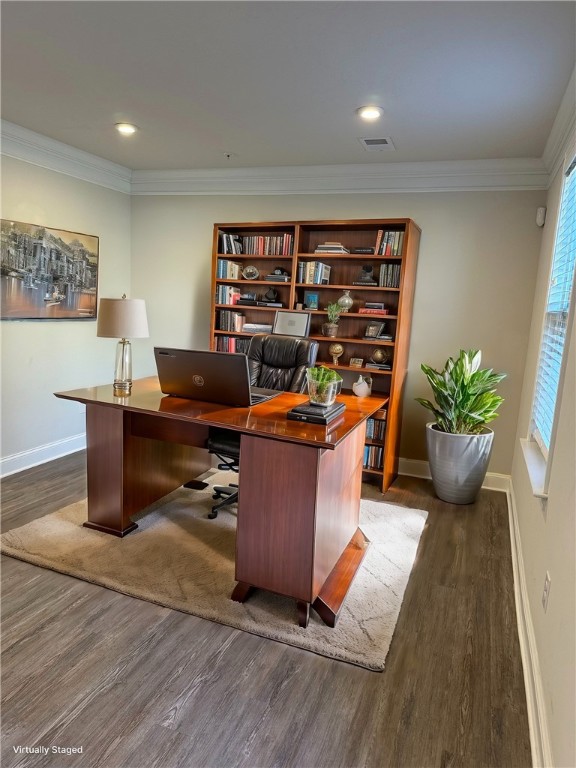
[520,438,548,500]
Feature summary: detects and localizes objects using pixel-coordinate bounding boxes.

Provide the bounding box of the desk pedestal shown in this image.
[85,405,210,536]
[233,425,369,627]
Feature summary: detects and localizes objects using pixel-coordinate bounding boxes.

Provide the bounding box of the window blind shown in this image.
[531,160,576,455]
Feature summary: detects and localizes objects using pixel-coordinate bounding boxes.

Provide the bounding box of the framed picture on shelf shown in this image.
[364,321,386,339]
[303,291,319,310]
[349,357,364,368]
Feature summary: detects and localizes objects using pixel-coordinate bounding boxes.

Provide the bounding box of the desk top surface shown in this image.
[56,376,388,449]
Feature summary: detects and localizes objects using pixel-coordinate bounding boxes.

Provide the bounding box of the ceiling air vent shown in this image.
[358,137,395,152]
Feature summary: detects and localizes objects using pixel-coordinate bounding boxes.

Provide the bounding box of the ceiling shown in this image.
[1,1,575,172]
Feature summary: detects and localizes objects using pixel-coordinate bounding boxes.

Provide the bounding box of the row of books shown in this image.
[215,284,241,305]
[378,263,402,288]
[217,310,245,332]
[216,259,242,279]
[363,445,383,470]
[297,261,331,285]
[375,230,404,256]
[219,232,294,256]
[215,336,251,354]
[314,241,350,254]
[366,415,387,441]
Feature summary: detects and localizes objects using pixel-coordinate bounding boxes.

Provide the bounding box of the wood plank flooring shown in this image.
[1,452,532,768]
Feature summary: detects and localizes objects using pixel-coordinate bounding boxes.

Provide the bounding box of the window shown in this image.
[528,151,576,489]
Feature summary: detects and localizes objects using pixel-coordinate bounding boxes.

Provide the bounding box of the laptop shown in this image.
[154,347,281,406]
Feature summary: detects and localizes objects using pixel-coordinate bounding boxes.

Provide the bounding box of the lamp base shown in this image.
[113,382,132,397]
[113,338,133,396]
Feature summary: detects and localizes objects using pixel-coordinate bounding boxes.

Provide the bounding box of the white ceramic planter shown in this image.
[426,422,494,504]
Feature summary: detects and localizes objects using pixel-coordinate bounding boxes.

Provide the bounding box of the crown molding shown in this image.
[1,120,550,196]
[542,67,576,180]
[0,120,132,194]
[130,158,549,196]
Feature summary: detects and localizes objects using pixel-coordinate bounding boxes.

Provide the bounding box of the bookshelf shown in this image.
[210,218,421,491]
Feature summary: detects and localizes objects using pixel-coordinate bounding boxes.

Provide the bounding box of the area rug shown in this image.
[0,473,427,671]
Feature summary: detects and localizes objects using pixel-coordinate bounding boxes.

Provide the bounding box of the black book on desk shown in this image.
[287,401,346,425]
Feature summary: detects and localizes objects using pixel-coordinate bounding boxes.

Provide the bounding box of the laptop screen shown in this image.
[154,347,258,406]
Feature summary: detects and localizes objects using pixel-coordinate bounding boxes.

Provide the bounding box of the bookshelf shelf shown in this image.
[210,218,421,491]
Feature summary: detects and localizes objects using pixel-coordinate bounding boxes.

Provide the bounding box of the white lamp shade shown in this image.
[97,298,149,339]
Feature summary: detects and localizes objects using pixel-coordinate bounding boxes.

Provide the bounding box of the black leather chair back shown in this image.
[247,334,318,393]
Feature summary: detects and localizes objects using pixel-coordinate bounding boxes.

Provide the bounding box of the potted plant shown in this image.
[322,303,343,337]
[306,365,343,405]
[415,349,506,504]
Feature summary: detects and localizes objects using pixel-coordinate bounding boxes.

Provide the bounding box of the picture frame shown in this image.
[1,219,99,321]
[303,290,319,310]
[364,321,386,338]
[273,310,311,337]
[349,357,364,368]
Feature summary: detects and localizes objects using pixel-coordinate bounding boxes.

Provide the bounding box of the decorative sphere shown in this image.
[371,348,389,364]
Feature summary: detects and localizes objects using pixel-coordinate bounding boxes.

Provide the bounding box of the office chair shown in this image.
[206,333,318,518]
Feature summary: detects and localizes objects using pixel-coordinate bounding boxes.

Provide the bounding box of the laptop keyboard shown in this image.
[250,390,281,405]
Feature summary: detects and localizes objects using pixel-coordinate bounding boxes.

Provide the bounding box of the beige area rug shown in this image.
[0,472,427,671]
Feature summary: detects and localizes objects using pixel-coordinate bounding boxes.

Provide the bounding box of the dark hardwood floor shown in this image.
[1,452,531,768]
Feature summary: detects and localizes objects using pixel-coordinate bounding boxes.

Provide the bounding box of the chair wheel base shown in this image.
[208,509,218,520]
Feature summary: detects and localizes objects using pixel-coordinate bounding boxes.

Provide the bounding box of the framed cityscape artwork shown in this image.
[1,219,99,320]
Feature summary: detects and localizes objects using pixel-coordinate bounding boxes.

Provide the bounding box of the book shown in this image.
[290,401,346,418]
[359,307,389,315]
[287,401,346,425]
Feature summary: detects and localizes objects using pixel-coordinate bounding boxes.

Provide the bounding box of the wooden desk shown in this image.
[56,377,386,627]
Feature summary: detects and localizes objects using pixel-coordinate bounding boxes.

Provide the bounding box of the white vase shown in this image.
[352,375,372,397]
[337,290,353,312]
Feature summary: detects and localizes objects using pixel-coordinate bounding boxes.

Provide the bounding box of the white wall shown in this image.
[510,158,576,768]
[0,156,132,471]
[0,159,546,477]
[131,190,545,474]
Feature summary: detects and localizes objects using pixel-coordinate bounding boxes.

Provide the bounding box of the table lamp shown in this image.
[96,294,149,395]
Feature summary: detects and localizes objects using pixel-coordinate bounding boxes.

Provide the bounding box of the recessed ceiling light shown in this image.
[356,106,384,121]
[115,123,138,136]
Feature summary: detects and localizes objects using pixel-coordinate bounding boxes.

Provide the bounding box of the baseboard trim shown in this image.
[0,434,86,478]
[398,457,510,493]
[507,482,553,768]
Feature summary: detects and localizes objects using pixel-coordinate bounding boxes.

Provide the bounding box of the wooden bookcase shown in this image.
[209,218,421,492]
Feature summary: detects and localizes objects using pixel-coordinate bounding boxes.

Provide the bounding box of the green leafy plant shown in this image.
[415,349,506,434]
[325,303,343,325]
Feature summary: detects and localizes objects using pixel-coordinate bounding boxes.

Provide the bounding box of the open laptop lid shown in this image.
[154,347,278,407]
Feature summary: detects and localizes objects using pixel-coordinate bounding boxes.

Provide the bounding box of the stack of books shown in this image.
[359,305,389,315]
[314,241,350,254]
[287,401,346,425]
[365,361,392,371]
